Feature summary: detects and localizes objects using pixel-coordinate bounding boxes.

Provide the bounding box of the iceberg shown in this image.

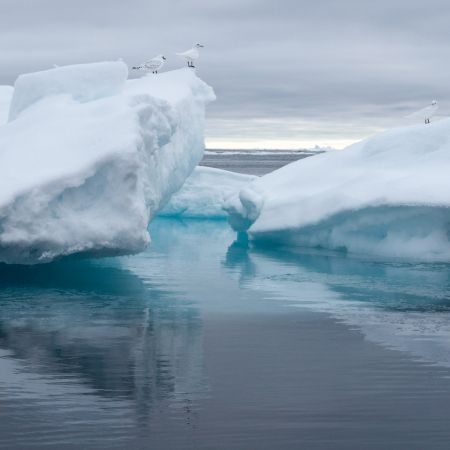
[226,121,450,261]
[160,166,256,219]
[0,62,215,264]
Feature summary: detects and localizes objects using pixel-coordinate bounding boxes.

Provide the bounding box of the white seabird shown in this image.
[176,43,204,68]
[408,100,439,124]
[132,55,167,74]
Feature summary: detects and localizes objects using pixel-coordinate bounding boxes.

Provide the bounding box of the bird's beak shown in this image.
[199,44,204,48]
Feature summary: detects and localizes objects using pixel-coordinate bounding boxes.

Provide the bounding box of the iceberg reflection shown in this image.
[0,259,207,416]
[225,237,450,367]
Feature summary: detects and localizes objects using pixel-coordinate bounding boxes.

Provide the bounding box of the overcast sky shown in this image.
[1,0,449,149]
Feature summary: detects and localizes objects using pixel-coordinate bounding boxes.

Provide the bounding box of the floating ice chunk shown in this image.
[160,166,256,219]
[226,120,450,261]
[0,63,215,264]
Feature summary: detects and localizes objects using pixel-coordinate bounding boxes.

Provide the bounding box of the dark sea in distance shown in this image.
[200,149,318,175]
[1,150,450,449]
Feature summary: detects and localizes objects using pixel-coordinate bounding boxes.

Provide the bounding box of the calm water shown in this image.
[1,155,450,449]
[200,150,316,175]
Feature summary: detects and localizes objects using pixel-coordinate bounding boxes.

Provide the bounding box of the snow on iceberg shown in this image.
[159,166,256,219]
[226,120,450,261]
[0,62,215,264]
[8,62,128,121]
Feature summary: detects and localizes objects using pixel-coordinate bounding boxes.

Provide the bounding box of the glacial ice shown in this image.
[0,62,215,264]
[160,166,256,219]
[226,121,450,261]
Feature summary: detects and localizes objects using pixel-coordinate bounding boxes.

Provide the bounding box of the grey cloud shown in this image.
[0,0,449,147]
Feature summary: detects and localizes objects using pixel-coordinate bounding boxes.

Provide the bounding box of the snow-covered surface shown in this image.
[226,120,450,261]
[9,62,128,121]
[0,62,214,264]
[160,166,256,219]
[406,101,439,123]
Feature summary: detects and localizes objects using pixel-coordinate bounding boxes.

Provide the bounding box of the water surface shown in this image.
[200,150,316,175]
[1,219,450,449]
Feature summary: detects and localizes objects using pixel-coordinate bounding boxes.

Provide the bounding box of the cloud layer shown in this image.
[1,0,449,148]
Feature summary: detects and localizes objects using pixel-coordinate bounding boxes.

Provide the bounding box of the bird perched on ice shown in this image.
[176,43,204,68]
[132,55,166,74]
[408,100,439,124]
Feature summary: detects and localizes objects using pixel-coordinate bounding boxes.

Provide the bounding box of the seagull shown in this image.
[132,55,167,74]
[408,100,439,124]
[176,43,204,68]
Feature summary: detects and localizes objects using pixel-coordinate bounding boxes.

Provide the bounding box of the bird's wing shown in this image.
[176,49,196,58]
[144,59,161,70]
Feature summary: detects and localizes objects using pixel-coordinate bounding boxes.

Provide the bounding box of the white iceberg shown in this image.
[226,121,450,261]
[0,62,214,264]
[160,166,256,219]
